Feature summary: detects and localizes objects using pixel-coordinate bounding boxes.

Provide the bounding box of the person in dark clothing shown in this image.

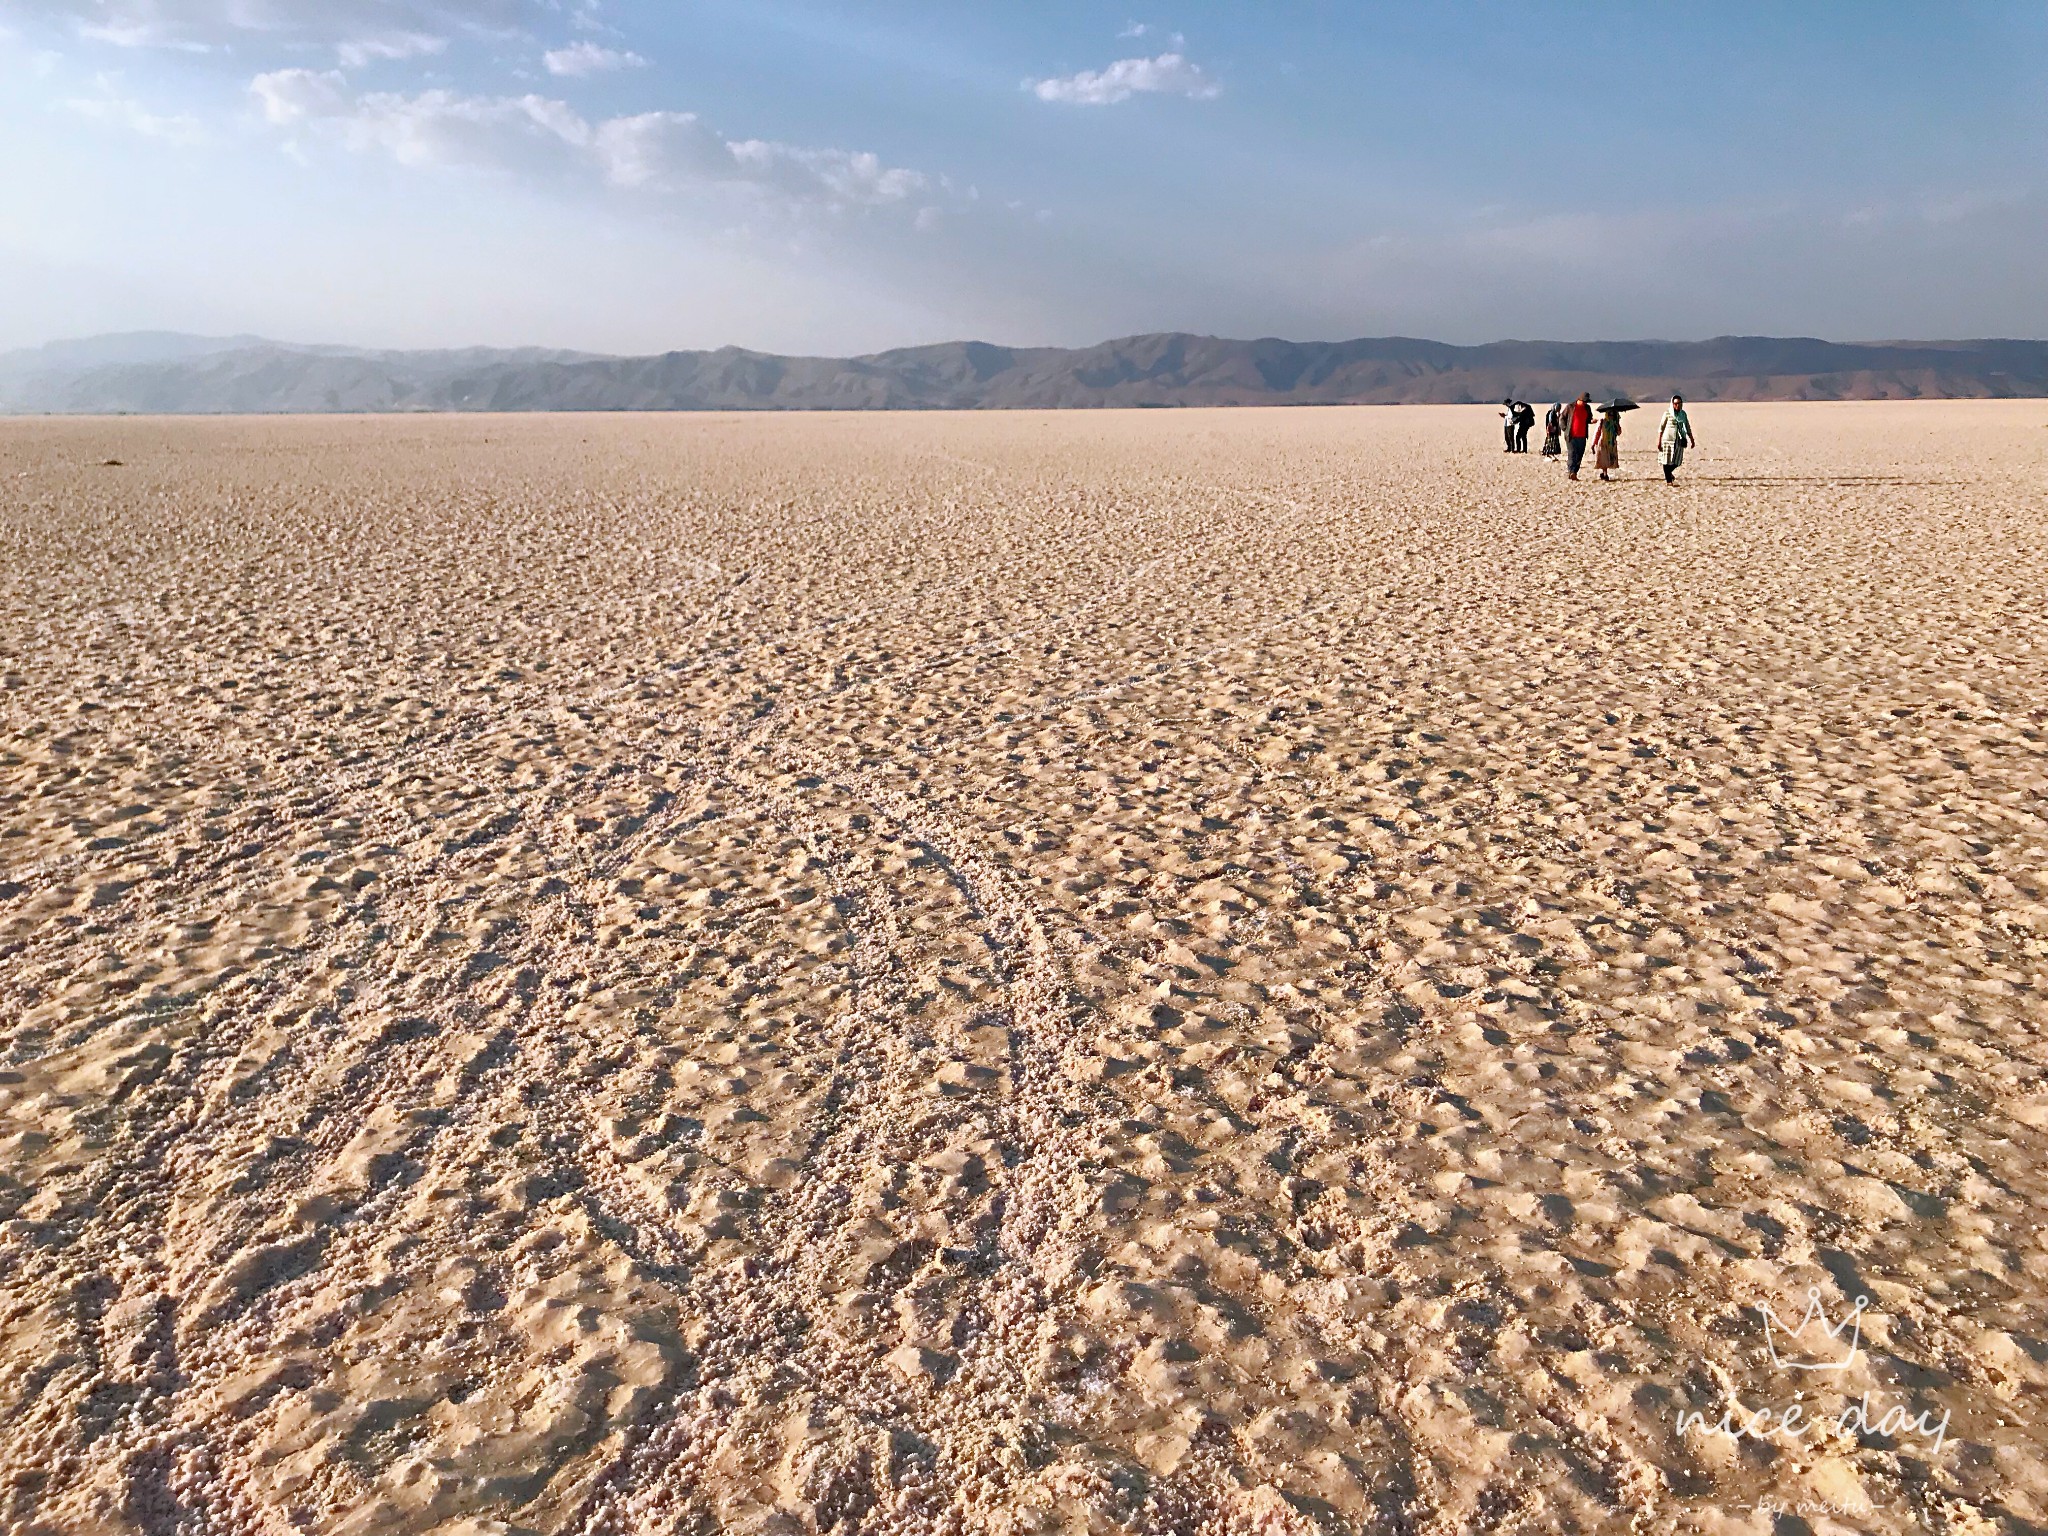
[1512,400,1535,452]
[1563,392,1593,479]
[1541,402,1563,457]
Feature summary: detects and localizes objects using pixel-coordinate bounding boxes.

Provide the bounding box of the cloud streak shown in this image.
[335,31,447,67]
[1028,52,1218,106]
[26,0,543,56]
[65,73,208,143]
[542,40,646,76]
[250,69,931,211]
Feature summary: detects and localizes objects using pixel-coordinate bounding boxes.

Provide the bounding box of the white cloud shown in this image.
[252,70,588,174]
[1028,52,1218,106]
[588,110,730,185]
[1117,23,1186,46]
[25,0,543,52]
[249,66,351,124]
[250,73,930,211]
[592,113,929,206]
[335,31,447,67]
[65,72,207,142]
[542,40,645,76]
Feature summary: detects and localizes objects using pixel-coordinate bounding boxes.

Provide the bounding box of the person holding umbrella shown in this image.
[1657,394,1696,483]
[1592,397,1635,481]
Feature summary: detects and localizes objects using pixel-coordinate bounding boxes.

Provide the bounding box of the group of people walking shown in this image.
[1503,393,1696,482]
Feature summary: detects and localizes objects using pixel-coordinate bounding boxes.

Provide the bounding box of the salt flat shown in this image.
[2,403,2045,1535]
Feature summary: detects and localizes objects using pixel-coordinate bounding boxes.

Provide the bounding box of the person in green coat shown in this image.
[1658,395,1696,483]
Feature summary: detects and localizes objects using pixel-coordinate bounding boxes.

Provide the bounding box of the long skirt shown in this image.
[1541,429,1561,457]
[1661,439,1686,469]
[1594,434,1619,471]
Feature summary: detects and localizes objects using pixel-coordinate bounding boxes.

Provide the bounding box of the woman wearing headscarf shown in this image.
[1657,394,1695,483]
[1592,403,1622,481]
[1541,401,1563,458]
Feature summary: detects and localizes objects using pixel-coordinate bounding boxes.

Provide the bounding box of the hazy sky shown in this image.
[4,1,2046,353]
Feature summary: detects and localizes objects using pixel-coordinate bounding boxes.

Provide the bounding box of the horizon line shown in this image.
[11,328,2048,362]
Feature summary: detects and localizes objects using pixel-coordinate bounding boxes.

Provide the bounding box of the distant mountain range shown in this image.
[4,331,2045,413]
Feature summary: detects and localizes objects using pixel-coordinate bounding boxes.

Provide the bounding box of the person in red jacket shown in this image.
[1563,392,1593,480]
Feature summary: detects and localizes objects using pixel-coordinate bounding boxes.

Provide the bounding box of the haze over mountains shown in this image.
[4,332,2045,414]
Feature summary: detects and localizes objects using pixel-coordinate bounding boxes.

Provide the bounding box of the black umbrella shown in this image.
[1601,397,1640,413]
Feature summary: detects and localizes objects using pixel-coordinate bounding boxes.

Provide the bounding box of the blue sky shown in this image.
[3,1,2045,353]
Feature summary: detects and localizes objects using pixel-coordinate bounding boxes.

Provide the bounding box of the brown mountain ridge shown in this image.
[4,331,2045,413]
